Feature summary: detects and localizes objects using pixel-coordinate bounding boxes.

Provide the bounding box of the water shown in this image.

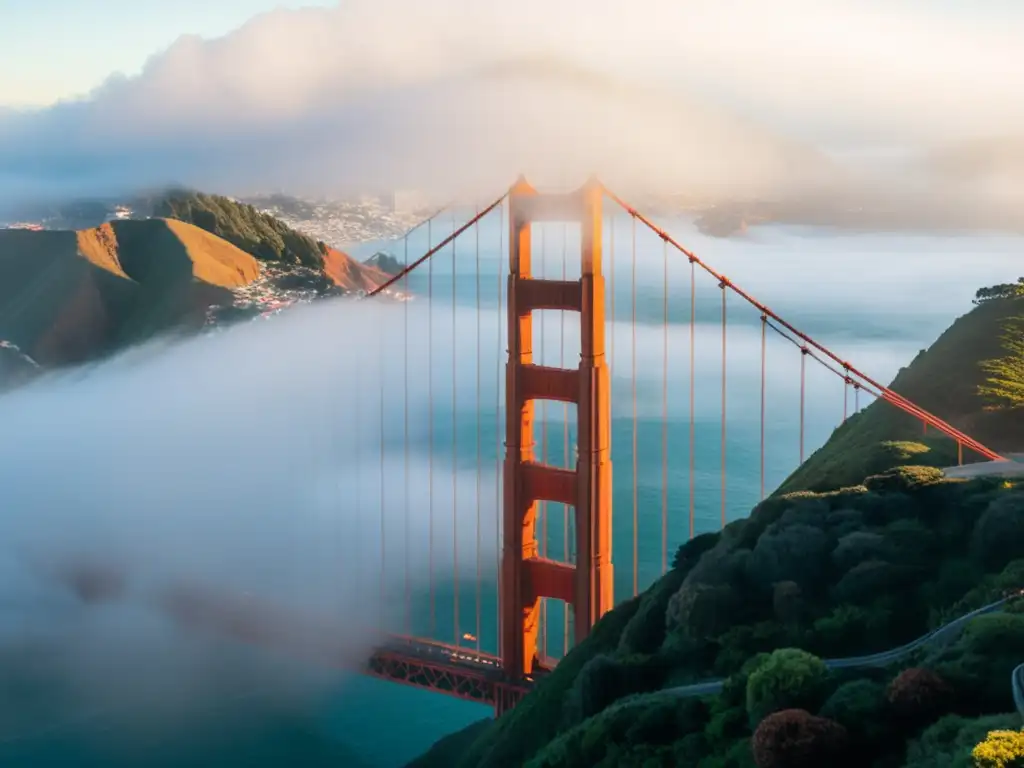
[331,209,1024,765]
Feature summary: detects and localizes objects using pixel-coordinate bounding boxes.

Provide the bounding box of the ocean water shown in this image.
[324,209,1024,766]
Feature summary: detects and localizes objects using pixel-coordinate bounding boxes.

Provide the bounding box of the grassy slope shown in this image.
[0,219,259,365]
[778,295,1024,495]
[150,190,385,291]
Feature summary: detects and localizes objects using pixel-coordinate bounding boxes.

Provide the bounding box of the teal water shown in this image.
[324,210,1024,765]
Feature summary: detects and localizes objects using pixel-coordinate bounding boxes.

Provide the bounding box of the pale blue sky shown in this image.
[0,0,337,107]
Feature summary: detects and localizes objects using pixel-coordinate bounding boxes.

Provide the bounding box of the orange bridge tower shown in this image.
[500,177,614,691]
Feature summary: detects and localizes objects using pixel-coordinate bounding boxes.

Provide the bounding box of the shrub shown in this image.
[672,531,721,572]
[886,668,954,725]
[832,531,892,571]
[818,679,890,743]
[745,649,828,726]
[772,581,804,624]
[666,583,744,640]
[746,524,830,590]
[971,729,1024,767]
[750,709,850,768]
[864,465,945,493]
[971,493,1024,572]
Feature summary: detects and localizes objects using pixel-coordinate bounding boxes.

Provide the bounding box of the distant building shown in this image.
[3,222,43,231]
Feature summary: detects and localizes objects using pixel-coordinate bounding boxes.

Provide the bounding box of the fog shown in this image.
[0,297,498,745]
[1,0,1022,212]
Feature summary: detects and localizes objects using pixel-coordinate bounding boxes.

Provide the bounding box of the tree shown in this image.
[979,318,1024,410]
[750,709,850,768]
[745,649,828,726]
[974,278,1024,304]
[886,668,953,726]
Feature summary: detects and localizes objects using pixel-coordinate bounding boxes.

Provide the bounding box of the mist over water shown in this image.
[0,210,1021,764]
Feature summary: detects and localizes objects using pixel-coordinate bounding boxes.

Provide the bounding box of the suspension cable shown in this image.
[631,213,638,596]
[760,314,767,503]
[452,210,459,647]
[475,205,482,653]
[720,282,727,529]
[601,187,1003,461]
[368,191,509,297]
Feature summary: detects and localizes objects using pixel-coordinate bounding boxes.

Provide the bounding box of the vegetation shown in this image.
[777,290,1024,495]
[149,190,329,269]
[409,468,1024,768]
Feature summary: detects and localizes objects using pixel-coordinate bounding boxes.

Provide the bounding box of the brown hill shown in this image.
[322,247,389,292]
[0,218,259,367]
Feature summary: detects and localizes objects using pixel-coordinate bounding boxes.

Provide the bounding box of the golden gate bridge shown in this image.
[155,177,1003,716]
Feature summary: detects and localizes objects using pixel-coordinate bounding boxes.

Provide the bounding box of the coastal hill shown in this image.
[409,287,1024,767]
[0,218,257,368]
[0,192,390,375]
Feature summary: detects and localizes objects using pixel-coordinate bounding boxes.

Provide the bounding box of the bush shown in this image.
[772,581,804,624]
[666,583,744,640]
[747,524,830,590]
[972,729,1024,767]
[750,709,850,768]
[818,679,890,743]
[905,714,1023,768]
[673,531,721,572]
[886,667,954,726]
[971,493,1024,572]
[864,465,945,493]
[745,649,828,726]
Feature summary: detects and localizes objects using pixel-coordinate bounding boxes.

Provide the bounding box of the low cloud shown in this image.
[1,0,1021,210]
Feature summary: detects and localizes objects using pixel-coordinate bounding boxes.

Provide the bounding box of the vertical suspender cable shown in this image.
[799,348,807,465]
[661,237,668,574]
[843,372,849,423]
[561,221,570,657]
[403,233,411,635]
[452,212,459,646]
[760,315,767,503]
[631,214,638,596]
[379,256,387,631]
[475,207,482,653]
[495,202,504,655]
[720,283,727,529]
[688,259,695,540]
[855,383,860,413]
[539,224,548,659]
[428,218,435,637]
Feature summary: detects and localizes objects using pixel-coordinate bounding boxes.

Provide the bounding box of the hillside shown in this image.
[144,190,387,292]
[411,470,1024,768]
[778,291,1024,495]
[0,219,258,367]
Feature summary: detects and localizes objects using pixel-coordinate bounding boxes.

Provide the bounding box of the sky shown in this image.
[0,0,337,107]
[0,0,1021,205]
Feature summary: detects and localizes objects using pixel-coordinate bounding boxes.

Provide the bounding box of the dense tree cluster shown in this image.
[974,278,1024,304]
[979,317,1024,410]
[153,191,329,268]
[417,473,1024,768]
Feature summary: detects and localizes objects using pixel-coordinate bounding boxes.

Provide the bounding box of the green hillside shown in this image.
[147,191,329,269]
[778,287,1024,495]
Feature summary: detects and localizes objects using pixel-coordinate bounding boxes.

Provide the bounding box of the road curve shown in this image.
[665,596,1016,699]
[1013,663,1024,718]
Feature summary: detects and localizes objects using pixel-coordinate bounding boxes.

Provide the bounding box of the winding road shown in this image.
[665,595,1020,699]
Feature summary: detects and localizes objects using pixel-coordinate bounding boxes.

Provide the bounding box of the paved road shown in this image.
[1013,663,1024,718]
[665,596,1017,698]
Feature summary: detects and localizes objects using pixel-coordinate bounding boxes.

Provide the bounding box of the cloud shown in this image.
[2,0,1020,210]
